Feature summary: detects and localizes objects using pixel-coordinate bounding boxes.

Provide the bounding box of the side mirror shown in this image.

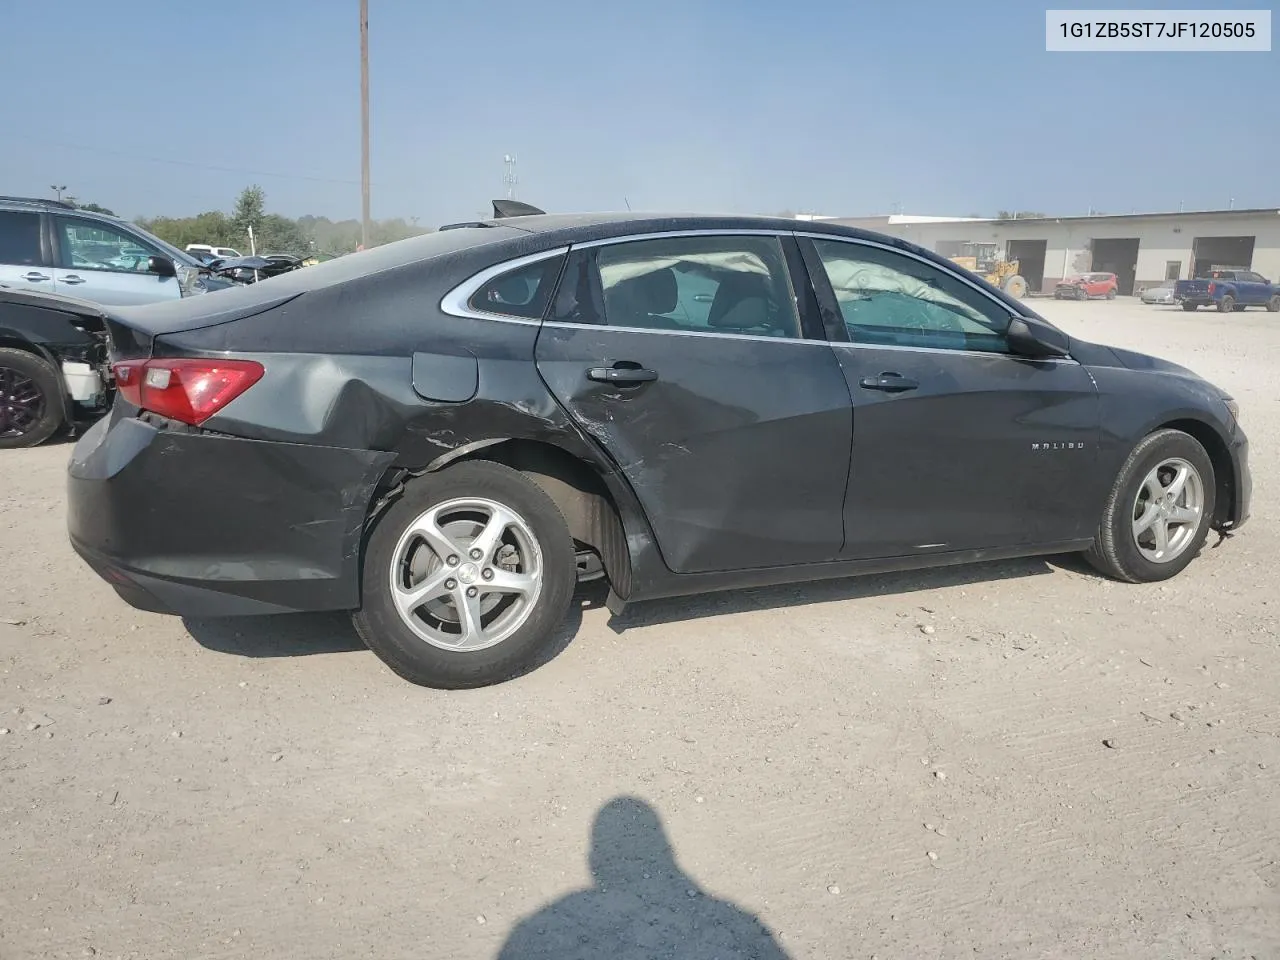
[1007,316,1071,359]
[148,256,177,278]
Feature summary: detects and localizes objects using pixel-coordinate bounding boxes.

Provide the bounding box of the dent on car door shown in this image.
[51,215,180,306]
[0,211,54,293]
[534,233,853,574]
[799,236,1102,559]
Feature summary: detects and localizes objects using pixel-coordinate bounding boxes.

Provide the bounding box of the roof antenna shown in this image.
[624,196,631,211]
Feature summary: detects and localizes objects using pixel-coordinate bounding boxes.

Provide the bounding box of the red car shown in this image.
[1054,272,1118,300]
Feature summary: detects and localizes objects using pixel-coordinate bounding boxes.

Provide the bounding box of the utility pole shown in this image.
[360,0,371,250]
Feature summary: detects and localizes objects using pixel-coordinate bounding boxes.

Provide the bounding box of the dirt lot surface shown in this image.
[1,299,1277,959]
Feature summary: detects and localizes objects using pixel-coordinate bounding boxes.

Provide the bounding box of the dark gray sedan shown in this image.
[65,207,1252,688]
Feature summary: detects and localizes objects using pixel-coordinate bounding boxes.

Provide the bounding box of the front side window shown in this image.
[590,235,801,338]
[55,217,160,274]
[468,254,565,319]
[0,211,43,266]
[812,239,1012,353]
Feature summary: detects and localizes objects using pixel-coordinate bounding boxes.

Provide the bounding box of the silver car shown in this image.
[0,196,211,306]
[1141,283,1177,305]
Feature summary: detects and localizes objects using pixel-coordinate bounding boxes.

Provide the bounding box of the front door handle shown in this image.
[22,272,51,282]
[860,372,919,393]
[588,363,659,385]
[60,274,86,285]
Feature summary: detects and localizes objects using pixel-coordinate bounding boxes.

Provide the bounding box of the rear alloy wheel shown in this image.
[1217,295,1235,313]
[0,348,64,450]
[1084,429,1215,583]
[1077,287,1089,301]
[353,460,576,688]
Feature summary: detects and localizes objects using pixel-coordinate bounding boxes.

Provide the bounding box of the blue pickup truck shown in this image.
[1175,269,1280,313]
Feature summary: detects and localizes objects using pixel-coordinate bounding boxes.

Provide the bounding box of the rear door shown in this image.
[0,210,55,293]
[799,234,1101,559]
[534,231,853,574]
[50,214,182,306]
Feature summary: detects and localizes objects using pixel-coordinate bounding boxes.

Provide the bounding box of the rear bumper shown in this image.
[67,413,395,617]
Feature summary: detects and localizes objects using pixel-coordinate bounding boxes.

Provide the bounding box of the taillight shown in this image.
[1207,282,1216,295]
[111,358,264,425]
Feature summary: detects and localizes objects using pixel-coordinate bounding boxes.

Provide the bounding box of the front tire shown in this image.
[353,460,576,688]
[0,348,64,450]
[1106,288,1117,300]
[1267,295,1280,313]
[1084,429,1216,583]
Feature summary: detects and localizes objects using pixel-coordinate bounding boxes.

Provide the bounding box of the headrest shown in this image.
[612,267,678,315]
[708,272,770,329]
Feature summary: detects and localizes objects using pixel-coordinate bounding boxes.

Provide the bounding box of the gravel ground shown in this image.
[1,299,1277,960]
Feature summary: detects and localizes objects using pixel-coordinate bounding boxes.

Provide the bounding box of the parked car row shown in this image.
[0,196,320,448]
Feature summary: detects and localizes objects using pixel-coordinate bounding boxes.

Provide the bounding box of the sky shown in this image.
[1,0,1275,225]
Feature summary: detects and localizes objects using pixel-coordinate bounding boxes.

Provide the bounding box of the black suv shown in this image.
[66,208,1250,688]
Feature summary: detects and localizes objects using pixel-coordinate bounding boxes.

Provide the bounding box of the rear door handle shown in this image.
[860,372,919,393]
[588,364,659,385]
[60,274,86,285]
[22,272,51,282]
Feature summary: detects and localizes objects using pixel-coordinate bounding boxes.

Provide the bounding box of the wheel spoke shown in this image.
[469,504,520,564]
[1132,502,1161,535]
[1164,464,1191,500]
[1168,504,1200,525]
[392,567,452,620]
[407,509,465,564]
[1152,519,1171,557]
[453,588,487,648]
[483,568,538,597]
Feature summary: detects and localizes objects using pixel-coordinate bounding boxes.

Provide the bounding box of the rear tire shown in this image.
[1268,295,1280,313]
[353,460,576,688]
[1106,288,1117,300]
[1217,295,1235,313]
[1084,429,1215,584]
[0,348,64,450]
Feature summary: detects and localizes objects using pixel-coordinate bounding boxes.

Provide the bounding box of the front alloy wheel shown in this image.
[1084,428,1216,583]
[1130,457,1204,564]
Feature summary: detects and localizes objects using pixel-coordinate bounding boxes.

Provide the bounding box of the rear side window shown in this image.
[0,211,43,266]
[468,255,565,319]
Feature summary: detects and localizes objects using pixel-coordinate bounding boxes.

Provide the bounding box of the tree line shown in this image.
[132,186,427,258]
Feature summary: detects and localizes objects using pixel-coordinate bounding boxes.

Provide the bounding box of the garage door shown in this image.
[1091,238,1140,296]
[1192,236,1255,278]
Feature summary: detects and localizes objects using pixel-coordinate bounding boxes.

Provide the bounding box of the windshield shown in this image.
[118,219,202,268]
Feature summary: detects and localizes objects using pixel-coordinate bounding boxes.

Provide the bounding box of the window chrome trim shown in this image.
[439,245,570,325]
[827,340,1080,365]
[540,320,828,346]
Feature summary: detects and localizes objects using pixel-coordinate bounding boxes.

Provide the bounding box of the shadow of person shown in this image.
[497,796,791,960]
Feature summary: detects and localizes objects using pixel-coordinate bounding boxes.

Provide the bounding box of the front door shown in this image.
[534,233,853,574]
[800,235,1101,560]
[51,214,181,306]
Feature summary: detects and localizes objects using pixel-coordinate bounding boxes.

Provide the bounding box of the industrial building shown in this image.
[824,208,1280,296]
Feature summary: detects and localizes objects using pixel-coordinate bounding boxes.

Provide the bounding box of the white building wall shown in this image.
[830,212,1280,293]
